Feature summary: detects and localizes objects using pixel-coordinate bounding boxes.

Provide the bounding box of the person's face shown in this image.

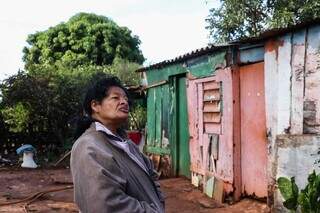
[91,86,129,126]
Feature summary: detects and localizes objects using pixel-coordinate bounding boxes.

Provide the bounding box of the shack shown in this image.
[137,20,320,211]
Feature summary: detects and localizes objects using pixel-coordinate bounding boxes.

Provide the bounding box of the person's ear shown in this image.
[91,100,100,113]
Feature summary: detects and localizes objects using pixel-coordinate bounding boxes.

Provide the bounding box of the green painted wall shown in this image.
[177,76,191,178]
[144,50,226,177]
[187,52,226,78]
[146,88,156,147]
[145,84,171,155]
[145,51,226,85]
[146,64,187,85]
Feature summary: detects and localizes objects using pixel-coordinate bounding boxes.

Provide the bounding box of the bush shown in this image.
[277,170,320,212]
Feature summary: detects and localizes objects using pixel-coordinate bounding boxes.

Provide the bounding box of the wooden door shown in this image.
[177,76,191,178]
[169,75,190,178]
[240,62,268,198]
[187,68,234,186]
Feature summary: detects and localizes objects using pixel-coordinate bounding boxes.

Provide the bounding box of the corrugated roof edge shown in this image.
[135,44,231,72]
[136,18,320,73]
[231,18,320,44]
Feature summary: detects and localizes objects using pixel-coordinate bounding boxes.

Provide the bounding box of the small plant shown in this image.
[277,170,320,212]
[128,105,147,131]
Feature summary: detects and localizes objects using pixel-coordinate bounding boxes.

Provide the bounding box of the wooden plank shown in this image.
[161,84,170,148]
[210,134,219,160]
[169,77,178,176]
[203,112,221,123]
[202,133,210,176]
[277,34,292,134]
[145,146,171,155]
[191,172,201,187]
[204,177,215,198]
[147,88,156,146]
[210,68,234,183]
[239,46,264,64]
[203,90,220,101]
[146,80,168,89]
[192,70,233,184]
[155,86,162,146]
[203,102,220,112]
[213,177,224,203]
[187,79,200,173]
[291,29,306,134]
[177,76,191,178]
[190,164,205,175]
[204,123,221,134]
[203,81,220,90]
[203,109,220,113]
[198,83,204,146]
[232,65,241,201]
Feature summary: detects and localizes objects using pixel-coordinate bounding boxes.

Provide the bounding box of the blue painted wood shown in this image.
[239,46,264,64]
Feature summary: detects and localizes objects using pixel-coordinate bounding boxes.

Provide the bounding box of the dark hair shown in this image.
[74,75,129,139]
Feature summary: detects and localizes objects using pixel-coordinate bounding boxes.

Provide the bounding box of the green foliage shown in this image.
[0,12,144,162]
[269,0,320,28]
[0,68,114,146]
[277,170,320,212]
[23,12,144,71]
[206,0,320,43]
[1,102,30,133]
[111,58,141,86]
[206,0,267,43]
[128,105,147,130]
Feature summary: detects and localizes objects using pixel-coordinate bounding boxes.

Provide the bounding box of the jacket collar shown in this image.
[94,122,125,142]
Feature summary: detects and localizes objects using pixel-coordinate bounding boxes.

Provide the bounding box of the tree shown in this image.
[0,69,109,154]
[23,12,144,71]
[206,0,320,43]
[206,0,267,43]
[0,13,145,161]
[268,0,320,28]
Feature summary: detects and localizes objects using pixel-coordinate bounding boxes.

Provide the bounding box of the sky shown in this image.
[0,0,219,80]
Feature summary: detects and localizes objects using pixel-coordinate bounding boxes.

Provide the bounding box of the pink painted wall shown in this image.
[240,62,268,197]
[187,68,234,184]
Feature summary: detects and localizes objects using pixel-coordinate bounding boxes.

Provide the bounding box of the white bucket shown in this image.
[21,151,38,168]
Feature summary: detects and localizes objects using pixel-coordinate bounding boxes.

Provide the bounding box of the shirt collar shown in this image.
[95,122,125,142]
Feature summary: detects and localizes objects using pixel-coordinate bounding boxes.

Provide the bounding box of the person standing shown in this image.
[70,76,165,213]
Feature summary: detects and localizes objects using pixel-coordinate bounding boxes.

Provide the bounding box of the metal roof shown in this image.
[136,19,320,72]
[136,44,231,72]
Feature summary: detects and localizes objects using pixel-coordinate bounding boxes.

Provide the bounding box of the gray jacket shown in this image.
[70,123,165,213]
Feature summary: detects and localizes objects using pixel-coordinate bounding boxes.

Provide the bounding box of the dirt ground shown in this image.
[0,168,270,212]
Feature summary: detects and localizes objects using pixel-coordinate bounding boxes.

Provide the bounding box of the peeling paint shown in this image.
[265,39,284,53]
[274,135,320,211]
[187,68,234,202]
[143,22,320,209]
[187,52,226,78]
